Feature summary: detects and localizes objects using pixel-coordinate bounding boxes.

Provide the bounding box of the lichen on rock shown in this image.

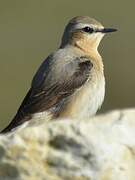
[0,109,135,180]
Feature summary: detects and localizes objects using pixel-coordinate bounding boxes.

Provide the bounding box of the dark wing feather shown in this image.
[1,57,93,133]
[20,60,93,113]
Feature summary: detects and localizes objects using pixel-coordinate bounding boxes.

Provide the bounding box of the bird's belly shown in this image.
[60,76,105,119]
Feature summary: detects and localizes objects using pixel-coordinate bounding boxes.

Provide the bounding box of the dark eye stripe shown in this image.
[82,26,94,33]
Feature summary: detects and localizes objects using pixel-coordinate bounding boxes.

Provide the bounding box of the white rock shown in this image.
[0,109,135,180]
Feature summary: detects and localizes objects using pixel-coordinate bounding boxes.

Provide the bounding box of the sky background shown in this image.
[0,0,135,130]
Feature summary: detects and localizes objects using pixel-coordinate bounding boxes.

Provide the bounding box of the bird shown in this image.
[1,16,117,133]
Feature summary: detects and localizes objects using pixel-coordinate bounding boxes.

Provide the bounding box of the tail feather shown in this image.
[1,89,33,134]
[1,113,31,134]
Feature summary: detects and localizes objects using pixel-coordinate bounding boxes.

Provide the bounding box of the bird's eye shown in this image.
[83,26,94,33]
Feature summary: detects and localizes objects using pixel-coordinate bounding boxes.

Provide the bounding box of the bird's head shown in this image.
[61,16,117,52]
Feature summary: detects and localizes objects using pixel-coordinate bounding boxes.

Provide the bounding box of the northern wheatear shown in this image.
[1,16,117,133]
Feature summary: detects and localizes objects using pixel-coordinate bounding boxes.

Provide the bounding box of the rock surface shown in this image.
[0,109,135,180]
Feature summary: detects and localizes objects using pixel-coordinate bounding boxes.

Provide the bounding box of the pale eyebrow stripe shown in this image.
[74,23,103,30]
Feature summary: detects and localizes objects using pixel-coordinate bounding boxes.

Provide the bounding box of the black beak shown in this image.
[96,28,117,33]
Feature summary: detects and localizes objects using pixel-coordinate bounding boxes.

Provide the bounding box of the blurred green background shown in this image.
[0,0,134,130]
